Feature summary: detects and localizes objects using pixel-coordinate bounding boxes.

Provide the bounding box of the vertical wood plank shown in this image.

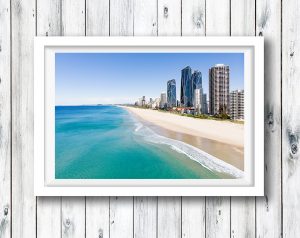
[36,1,62,237]
[134,197,157,238]
[11,0,36,237]
[109,1,134,238]
[230,1,256,238]
[282,0,300,237]
[60,1,86,238]
[182,0,205,36]
[205,1,231,237]
[182,197,205,238]
[206,198,230,238]
[206,0,230,36]
[110,0,134,36]
[86,197,109,238]
[0,0,11,237]
[157,197,181,238]
[62,0,86,36]
[85,1,110,238]
[37,197,61,238]
[110,197,133,238]
[181,1,206,237]
[62,197,85,238]
[157,1,182,238]
[158,0,181,36]
[134,0,157,36]
[133,1,158,237]
[231,0,255,36]
[256,0,282,237]
[86,0,109,36]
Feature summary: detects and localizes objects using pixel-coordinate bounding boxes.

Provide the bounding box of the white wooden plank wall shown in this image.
[1,0,296,237]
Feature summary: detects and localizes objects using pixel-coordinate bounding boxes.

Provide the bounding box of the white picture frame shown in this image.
[34,36,264,196]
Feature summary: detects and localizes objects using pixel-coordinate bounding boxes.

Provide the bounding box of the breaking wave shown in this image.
[134,122,244,178]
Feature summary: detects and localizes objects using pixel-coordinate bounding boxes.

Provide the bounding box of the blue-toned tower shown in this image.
[180,66,192,107]
[167,79,176,107]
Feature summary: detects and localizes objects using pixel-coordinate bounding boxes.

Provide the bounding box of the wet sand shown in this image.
[123,107,244,171]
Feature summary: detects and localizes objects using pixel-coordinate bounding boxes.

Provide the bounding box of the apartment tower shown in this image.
[230,90,244,120]
[209,64,230,115]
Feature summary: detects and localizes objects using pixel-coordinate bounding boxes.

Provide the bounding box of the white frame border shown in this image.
[34,37,264,196]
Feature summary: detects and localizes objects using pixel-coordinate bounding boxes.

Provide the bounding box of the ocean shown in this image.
[55,105,239,179]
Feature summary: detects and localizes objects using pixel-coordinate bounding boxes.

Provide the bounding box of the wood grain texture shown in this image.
[86,197,109,238]
[157,197,181,238]
[86,0,109,36]
[110,197,133,238]
[11,0,36,237]
[134,197,157,238]
[182,0,205,36]
[62,0,85,36]
[205,1,231,237]
[230,1,256,237]
[110,0,133,36]
[36,1,62,237]
[37,197,61,238]
[36,0,61,36]
[206,0,230,36]
[182,197,205,238]
[62,197,85,238]
[158,0,181,36]
[282,0,300,237]
[134,0,157,36]
[206,198,230,238]
[256,0,282,237]
[0,0,10,237]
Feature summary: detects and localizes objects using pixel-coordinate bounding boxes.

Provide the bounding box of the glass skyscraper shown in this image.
[191,70,202,93]
[180,66,192,107]
[167,79,176,107]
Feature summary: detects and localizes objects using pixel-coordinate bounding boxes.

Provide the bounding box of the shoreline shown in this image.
[122,106,244,171]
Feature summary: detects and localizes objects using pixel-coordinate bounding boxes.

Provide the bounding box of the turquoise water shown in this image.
[55,105,224,179]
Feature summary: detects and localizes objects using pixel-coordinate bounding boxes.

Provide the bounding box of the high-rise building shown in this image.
[167,79,176,107]
[202,93,208,114]
[160,92,167,109]
[192,70,202,93]
[180,66,192,107]
[194,88,202,114]
[209,64,230,115]
[142,96,146,107]
[230,90,244,120]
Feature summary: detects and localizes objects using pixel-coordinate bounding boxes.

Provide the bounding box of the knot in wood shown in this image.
[98,228,103,238]
[288,132,299,159]
[196,18,201,28]
[65,218,71,227]
[164,7,168,18]
[267,111,274,130]
[291,143,298,156]
[3,206,8,216]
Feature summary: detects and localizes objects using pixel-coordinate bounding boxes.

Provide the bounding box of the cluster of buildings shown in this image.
[135,64,244,120]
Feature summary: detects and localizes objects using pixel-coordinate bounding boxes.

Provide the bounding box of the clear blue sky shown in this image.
[56,53,244,105]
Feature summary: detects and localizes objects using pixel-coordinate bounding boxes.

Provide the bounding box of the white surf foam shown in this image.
[134,123,244,178]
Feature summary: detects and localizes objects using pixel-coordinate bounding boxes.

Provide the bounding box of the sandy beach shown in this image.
[123,106,244,170]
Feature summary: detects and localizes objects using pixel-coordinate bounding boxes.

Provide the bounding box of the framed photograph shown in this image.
[34,37,264,196]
